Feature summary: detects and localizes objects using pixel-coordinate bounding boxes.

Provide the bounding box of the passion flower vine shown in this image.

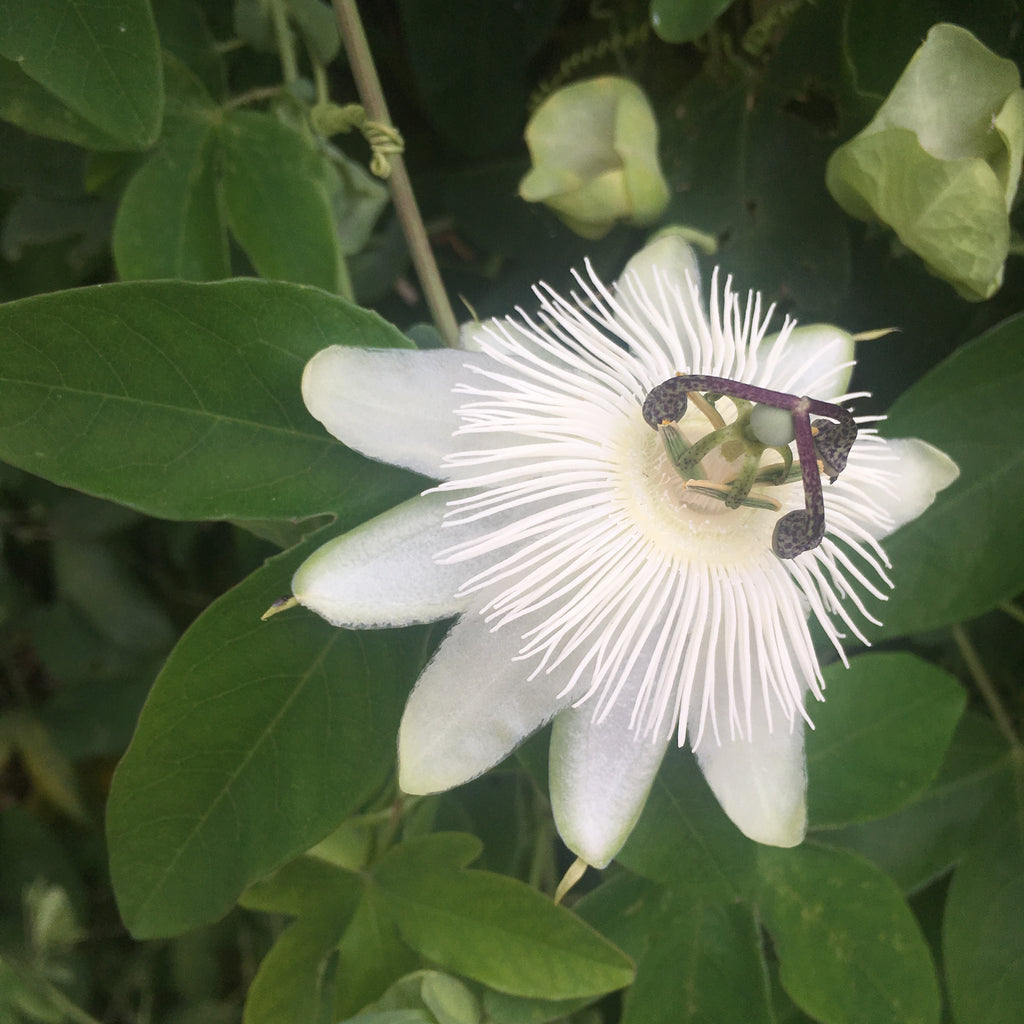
[291,234,958,868]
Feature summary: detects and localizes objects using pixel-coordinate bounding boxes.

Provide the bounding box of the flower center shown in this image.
[642,374,858,559]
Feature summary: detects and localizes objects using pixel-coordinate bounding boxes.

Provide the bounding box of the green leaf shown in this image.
[818,713,1010,893]
[152,0,227,99]
[574,870,665,963]
[397,0,561,156]
[420,972,481,1024]
[0,279,423,521]
[51,535,177,652]
[661,80,849,317]
[841,0,1022,103]
[368,970,482,1024]
[287,0,341,65]
[650,0,735,43]
[220,110,344,292]
[943,778,1024,1024]
[617,752,757,903]
[622,896,772,1024]
[325,149,390,257]
[245,909,354,1024]
[807,653,965,827]
[482,989,593,1024]
[873,314,1024,636]
[335,887,420,1019]
[106,529,429,938]
[113,59,229,281]
[0,57,127,152]
[240,855,363,917]
[372,834,635,999]
[341,1013,432,1024]
[758,843,940,1024]
[0,0,163,149]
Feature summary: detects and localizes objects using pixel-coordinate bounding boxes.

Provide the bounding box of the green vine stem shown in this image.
[331,0,459,347]
[269,0,299,84]
[952,621,1021,749]
[1000,600,1024,626]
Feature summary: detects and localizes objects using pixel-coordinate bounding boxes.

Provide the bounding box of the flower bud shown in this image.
[826,23,1024,301]
[519,77,670,239]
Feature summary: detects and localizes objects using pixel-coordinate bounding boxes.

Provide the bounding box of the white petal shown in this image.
[398,615,571,794]
[302,346,486,478]
[613,231,705,348]
[754,323,856,399]
[848,437,960,540]
[292,492,467,627]
[548,696,670,868]
[694,693,807,847]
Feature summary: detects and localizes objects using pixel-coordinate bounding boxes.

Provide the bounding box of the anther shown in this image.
[643,374,859,558]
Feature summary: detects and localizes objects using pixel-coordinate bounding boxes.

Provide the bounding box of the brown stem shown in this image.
[331,0,459,346]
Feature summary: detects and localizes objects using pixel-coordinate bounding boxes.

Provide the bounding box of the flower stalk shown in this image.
[952,622,1021,749]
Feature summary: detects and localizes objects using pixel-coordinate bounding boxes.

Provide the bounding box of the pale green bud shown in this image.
[826,23,1024,301]
[519,77,670,240]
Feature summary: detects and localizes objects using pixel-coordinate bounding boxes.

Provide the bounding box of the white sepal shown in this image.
[398,614,573,794]
[302,346,486,478]
[694,696,807,848]
[847,437,959,540]
[549,698,670,868]
[292,492,468,628]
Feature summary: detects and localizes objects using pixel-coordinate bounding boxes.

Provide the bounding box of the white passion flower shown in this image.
[292,234,958,868]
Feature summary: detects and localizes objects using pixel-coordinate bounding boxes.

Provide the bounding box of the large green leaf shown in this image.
[661,79,850,317]
[873,314,1024,636]
[621,895,772,1024]
[758,843,940,1024]
[220,110,343,292]
[398,0,561,157]
[245,907,357,1024]
[574,870,664,964]
[806,653,965,827]
[819,713,1009,893]
[0,0,162,149]
[841,0,1022,103]
[943,778,1024,1024]
[617,752,757,903]
[106,530,430,937]
[372,834,635,1000]
[0,280,423,521]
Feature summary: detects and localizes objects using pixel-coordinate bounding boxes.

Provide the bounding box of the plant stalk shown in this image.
[331,0,459,346]
[952,622,1020,749]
